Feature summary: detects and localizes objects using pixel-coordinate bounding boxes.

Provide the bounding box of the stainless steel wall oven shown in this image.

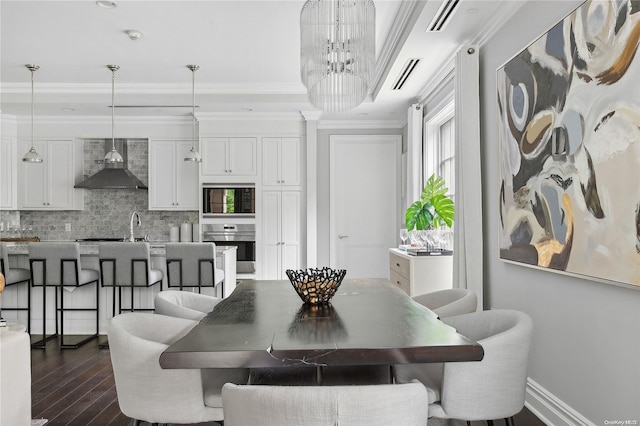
[202,224,255,274]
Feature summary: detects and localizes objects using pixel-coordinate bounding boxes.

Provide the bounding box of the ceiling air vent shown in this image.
[391,58,421,91]
[426,0,461,32]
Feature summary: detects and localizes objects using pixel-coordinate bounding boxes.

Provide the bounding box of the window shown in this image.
[423,99,455,203]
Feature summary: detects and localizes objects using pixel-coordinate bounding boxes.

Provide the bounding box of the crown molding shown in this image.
[14,115,191,125]
[317,119,404,130]
[1,82,307,95]
[196,112,304,121]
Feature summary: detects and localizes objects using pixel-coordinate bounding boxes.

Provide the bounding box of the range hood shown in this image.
[75,139,148,190]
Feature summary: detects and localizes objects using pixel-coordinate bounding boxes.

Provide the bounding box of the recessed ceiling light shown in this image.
[62,108,75,112]
[467,8,479,14]
[125,29,143,41]
[241,108,253,112]
[96,1,117,9]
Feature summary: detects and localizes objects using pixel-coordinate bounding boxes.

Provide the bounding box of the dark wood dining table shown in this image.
[160,278,483,384]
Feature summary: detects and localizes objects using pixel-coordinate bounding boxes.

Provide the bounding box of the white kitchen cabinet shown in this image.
[0,137,17,209]
[148,140,198,210]
[18,139,83,210]
[261,190,302,280]
[262,137,301,187]
[201,137,256,178]
[388,248,452,296]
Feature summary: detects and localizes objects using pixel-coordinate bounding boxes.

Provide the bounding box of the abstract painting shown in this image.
[497,0,640,288]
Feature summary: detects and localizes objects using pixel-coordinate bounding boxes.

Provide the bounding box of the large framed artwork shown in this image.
[497,0,640,289]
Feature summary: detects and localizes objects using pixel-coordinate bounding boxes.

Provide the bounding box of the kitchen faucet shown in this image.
[129,211,141,242]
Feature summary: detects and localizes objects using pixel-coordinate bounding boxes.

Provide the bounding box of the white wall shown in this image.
[480,1,640,423]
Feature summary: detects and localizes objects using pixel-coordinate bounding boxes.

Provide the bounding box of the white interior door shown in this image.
[330,135,400,278]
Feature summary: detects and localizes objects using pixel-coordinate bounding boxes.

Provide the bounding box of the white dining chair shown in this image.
[412,288,477,318]
[109,312,246,425]
[222,381,428,426]
[394,309,533,424]
[154,290,221,321]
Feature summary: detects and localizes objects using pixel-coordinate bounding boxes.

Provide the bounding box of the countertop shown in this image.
[4,241,237,257]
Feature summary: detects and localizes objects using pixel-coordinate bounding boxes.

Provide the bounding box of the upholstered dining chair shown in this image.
[109,312,247,425]
[154,290,221,321]
[98,242,163,316]
[221,381,429,426]
[0,242,31,331]
[394,309,533,425]
[165,242,225,296]
[28,242,100,349]
[412,288,478,318]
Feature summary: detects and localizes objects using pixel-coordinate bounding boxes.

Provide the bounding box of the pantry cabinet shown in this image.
[18,139,83,210]
[0,138,17,209]
[261,137,301,187]
[149,140,198,210]
[261,190,302,280]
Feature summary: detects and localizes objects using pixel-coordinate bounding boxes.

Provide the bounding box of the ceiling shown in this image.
[0,0,522,123]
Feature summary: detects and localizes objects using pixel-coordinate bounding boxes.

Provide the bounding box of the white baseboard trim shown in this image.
[526,378,596,426]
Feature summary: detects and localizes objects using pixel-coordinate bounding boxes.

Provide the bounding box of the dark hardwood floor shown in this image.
[31,336,546,426]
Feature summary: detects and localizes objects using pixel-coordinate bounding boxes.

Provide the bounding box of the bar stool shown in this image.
[98,242,163,316]
[165,242,225,297]
[0,243,31,331]
[28,242,100,349]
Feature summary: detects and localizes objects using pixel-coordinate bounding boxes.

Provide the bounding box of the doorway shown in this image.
[329,134,401,278]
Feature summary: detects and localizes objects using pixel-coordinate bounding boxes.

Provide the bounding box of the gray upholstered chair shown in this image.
[165,242,225,296]
[221,381,429,426]
[108,312,247,425]
[394,309,533,424]
[98,242,163,316]
[154,290,221,321]
[412,288,477,318]
[0,242,31,331]
[28,242,100,348]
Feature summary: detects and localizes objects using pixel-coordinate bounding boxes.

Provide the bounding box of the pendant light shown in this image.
[22,64,43,163]
[184,64,202,162]
[104,65,124,164]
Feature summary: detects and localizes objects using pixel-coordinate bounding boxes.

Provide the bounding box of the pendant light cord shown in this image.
[31,67,35,149]
[192,67,196,150]
[111,67,116,150]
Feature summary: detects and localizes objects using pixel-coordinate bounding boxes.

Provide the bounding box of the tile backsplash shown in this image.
[1,139,199,241]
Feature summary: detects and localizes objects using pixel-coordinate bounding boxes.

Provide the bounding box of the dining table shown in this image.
[159,278,484,384]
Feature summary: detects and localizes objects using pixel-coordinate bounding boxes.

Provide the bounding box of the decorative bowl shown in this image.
[286,267,347,305]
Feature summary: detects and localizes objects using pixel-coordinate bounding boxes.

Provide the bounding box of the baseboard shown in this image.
[525,378,596,426]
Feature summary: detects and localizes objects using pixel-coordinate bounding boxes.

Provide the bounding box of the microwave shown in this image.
[202,185,255,216]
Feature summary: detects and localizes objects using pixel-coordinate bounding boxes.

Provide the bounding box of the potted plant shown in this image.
[405,174,455,250]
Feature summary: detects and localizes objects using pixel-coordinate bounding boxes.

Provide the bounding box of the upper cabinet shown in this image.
[18,139,84,210]
[261,137,301,188]
[0,138,17,209]
[148,140,199,210]
[201,137,256,180]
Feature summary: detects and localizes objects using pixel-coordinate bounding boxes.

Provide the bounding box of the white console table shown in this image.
[388,248,453,296]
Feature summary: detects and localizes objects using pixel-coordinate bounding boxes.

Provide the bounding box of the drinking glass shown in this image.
[399,228,409,246]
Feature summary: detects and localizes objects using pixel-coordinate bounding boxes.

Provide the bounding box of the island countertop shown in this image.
[4,241,237,257]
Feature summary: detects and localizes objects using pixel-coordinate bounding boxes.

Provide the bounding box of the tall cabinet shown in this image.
[0,137,17,209]
[261,190,302,279]
[148,139,199,210]
[18,139,83,210]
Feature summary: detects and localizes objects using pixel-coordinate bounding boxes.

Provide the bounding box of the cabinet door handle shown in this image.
[338,235,349,239]
[396,262,400,267]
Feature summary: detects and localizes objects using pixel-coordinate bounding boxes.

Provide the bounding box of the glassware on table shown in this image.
[399,228,409,247]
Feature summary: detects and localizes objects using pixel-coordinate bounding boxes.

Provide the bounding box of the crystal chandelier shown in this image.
[300,0,375,112]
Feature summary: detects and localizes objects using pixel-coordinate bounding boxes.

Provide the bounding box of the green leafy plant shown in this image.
[405,174,455,231]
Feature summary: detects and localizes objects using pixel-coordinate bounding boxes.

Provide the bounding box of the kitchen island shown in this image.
[2,242,237,335]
